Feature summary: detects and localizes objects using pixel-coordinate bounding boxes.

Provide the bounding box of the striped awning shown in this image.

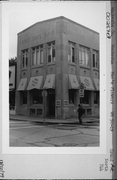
[27,76,43,90]
[17,78,27,91]
[69,74,79,89]
[80,76,95,90]
[43,74,55,89]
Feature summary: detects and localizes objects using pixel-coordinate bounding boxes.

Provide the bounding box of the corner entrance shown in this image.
[47,89,55,118]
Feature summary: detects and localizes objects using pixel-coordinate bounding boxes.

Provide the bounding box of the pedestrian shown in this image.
[77,104,84,124]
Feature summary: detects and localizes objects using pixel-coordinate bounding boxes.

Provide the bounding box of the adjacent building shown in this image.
[9,59,16,112]
[16,16,100,119]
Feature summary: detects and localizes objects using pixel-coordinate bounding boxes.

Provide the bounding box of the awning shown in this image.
[93,78,99,90]
[17,78,27,91]
[80,76,95,90]
[27,76,43,90]
[43,74,55,89]
[69,74,79,89]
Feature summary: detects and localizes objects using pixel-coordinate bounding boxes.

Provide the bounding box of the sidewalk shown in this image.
[10,114,99,124]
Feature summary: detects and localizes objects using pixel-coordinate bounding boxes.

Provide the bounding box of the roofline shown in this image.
[18,16,99,35]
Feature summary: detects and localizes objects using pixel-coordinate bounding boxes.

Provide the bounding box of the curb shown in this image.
[10,116,99,125]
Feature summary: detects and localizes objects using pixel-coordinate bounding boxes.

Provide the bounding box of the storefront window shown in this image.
[94,91,99,104]
[69,89,75,104]
[47,41,55,63]
[31,89,43,104]
[20,91,27,104]
[79,45,90,66]
[80,90,90,104]
[68,41,75,63]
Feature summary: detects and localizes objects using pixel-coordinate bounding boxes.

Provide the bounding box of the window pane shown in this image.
[79,49,82,64]
[82,50,85,65]
[34,49,36,65]
[21,91,27,104]
[22,54,25,68]
[48,46,51,63]
[68,43,71,62]
[69,89,75,104]
[40,49,43,64]
[32,49,36,66]
[94,91,99,104]
[96,52,99,68]
[85,50,89,66]
[25,51,28,67]
[52,48,55,58]
[37,49,40,65]
[72,47,75,62]
[22,50,28,68]
[93,54,95,67]
[31,89,43,104]
[68,42,75,63]
[80,90,90,104]
[47,42,55,63]
[52,47,55,62]
[79,46,90,66]
[92,51,99,68]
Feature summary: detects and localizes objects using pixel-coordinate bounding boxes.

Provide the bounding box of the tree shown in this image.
[9,57,17,66]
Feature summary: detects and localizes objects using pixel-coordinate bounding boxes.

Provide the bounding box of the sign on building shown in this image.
[56,100,61,106]
[79,89,84,97]
[9,66,15,90]
[79,82,85,97]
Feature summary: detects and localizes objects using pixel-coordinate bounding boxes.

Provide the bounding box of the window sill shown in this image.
[81,104,90,107]
[69,103,75,106]
[80,65,90,69]
[31,64,44,69]
[30,104,43,107]
[21,68,27,70]
[93,68,99,71]
[68,62,76,66]
[47,62,56,66]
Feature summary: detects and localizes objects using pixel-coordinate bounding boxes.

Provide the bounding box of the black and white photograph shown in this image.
[9,2,101,148]
[0,0,114,179]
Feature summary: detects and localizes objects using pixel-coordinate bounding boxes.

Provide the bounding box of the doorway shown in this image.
[47,89,55,118]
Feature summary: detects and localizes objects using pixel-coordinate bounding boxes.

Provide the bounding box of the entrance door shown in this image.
[47,89,55,118]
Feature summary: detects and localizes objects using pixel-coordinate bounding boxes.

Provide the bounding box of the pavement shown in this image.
[10,120,99,147]
[10,114,99,125]
[10,115,99,147]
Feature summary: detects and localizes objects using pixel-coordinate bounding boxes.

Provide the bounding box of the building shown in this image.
[16,16,99,119]
[9,58,16,113]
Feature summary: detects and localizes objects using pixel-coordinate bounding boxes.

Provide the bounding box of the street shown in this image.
[10,119,99,147]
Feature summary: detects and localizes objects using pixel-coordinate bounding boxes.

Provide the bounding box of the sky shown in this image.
[6,1,106,59]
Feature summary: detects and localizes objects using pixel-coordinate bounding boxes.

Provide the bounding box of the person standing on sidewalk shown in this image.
[77,104,84,125]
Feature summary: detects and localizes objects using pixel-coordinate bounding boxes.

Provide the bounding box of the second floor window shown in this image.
[32,45,44,66]
[68,41,75,63]
[92,50,99,69]
[22,49,28,68]
[79,46,90,67]
[47,42,55,63]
